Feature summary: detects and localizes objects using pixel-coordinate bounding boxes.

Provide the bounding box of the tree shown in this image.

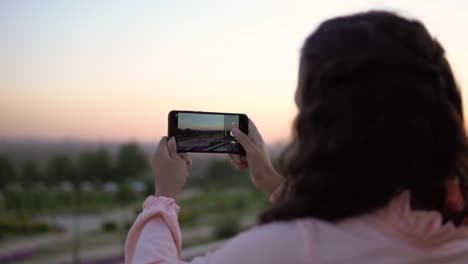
[115,143,147,182]
[0,155,16,188]
[116,183,135,204]
[78,148,112,184]
[204,159,248,186]
[46,154,76,186]
[93,148,113,183]
[20,160,43,189]
[3,183,24,211]
[19,161,46,211]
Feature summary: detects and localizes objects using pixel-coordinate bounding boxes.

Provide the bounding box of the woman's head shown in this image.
[262,11,468,224]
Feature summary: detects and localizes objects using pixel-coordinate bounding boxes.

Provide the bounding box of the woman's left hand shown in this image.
[150,137,191,199]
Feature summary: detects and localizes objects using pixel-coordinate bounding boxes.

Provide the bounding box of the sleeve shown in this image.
[125,196,308,264]
[189,221,308,264]
[125,195,182,264]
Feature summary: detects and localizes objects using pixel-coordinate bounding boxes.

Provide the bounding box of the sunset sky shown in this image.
[1,0,467,143]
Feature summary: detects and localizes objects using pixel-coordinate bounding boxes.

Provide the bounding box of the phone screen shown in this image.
[169,111,247,154]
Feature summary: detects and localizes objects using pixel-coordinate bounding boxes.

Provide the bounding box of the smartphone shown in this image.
[168,110,248,154]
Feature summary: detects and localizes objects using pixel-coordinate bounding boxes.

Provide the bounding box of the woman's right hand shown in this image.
[230,119,283,196]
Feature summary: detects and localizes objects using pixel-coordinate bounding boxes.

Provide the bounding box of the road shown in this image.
[178,135,237,152]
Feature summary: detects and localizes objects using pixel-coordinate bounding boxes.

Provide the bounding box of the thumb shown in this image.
[232,127,258,153]
[247,118,265,146]
[168,137,183,160]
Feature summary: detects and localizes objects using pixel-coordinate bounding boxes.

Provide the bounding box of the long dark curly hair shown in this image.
[260,11,468,225]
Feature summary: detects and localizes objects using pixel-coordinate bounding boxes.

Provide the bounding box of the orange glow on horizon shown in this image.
[1,1,467,143]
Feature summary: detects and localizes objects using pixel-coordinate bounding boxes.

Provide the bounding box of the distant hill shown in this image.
[0,138,150,164]
[0,138,287,165]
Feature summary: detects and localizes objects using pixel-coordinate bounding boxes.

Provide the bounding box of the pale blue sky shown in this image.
[178,113,224,130]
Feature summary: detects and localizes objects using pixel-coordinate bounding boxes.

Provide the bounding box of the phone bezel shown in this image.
[168,110,248,155]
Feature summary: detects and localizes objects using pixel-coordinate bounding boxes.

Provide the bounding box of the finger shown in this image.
[179,153,192,166]
[231,127,258,153]
[229,155,248,168]
[240,155,248,164]
[230,159,243,170]
[167,137,182,160]
[229,152,247,163]
[232,156,248,167]
[239,162,248,169]
[155,137,170,158]
[228,153,242,164]
[230,158,243,166]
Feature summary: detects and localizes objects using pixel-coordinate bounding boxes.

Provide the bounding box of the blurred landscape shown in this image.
[2,1,466,263]
[0,138,285,263]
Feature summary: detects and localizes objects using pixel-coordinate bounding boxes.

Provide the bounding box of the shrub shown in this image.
[178,208,196,227]
[101,220,117,232]
[213,217,240,240]
[0,216,51,236]
[124,221,133,231]
[233,198,247,210]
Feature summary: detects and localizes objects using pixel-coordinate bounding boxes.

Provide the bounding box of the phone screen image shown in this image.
[176,112,241,153]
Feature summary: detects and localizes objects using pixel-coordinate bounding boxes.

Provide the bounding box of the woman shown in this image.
[126,11,468,263]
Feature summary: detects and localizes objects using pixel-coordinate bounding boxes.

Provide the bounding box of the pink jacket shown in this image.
[125,192,468,263]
